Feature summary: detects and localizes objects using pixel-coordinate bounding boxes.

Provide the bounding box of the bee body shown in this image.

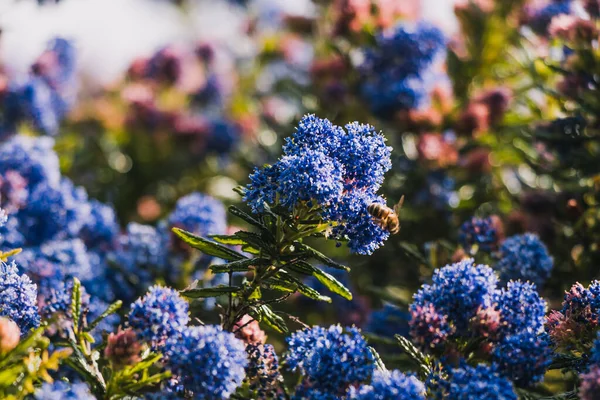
[367,198,403,235]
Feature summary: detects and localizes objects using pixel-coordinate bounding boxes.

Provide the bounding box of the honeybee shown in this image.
[367,196,404,235]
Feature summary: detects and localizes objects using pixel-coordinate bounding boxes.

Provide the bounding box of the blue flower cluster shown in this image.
[286,325,375,396]
[2,38,76,136]
[167,192,227,239]
[127,286,189,348]
[429,363,517,400]
[349,369,426,400]
[411,259,498,332]
[458,216,499,253]
[0,135,124,333]
[244,114,392,255]
[494,233,553,286]
[409,260,552,387]
[163,325,247,399]
[0,260,40,334]
[580,332,600,400]
[34,381,95,400]
[360,22,446,117]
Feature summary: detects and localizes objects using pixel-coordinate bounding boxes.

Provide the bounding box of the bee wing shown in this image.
[393,195,405,215]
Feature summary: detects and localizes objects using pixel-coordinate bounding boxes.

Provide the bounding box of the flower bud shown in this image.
[104,328,142,367]
[0,317,20,353]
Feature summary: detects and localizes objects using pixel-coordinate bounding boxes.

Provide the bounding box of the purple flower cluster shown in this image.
[163,325,248,399]
[2,38,76,136]
[494,233,554,286]
[127,285,189,348]
[547,281,600,350]
[244,114,392,255]
[286,325,375,396]
[360,22,446,117]
[245,343,282,397]
[409,259,551,386]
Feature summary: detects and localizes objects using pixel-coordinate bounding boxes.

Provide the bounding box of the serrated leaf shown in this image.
[312,266,352,300]
[172,228,245,261]
[181,285,241,298]
[300,244,350,271]
[241,244,261,255]
[286,260,314,275]
[395,335,430,375]
[276,270,331,302]
[256,305,288,333]
[263,278,297,293]
[210,235,247,246]
[210,258,266,273]
[369,346,387,372]
[87,300,123,332]
[228,205,269,232]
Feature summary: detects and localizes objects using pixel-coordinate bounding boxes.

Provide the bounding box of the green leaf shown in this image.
[71,277,82,333]
[369,346,387,372]
[256,305,288,333]
[300,244,350,271]
[234,231,272,252]
[210,235,247,246]
[121,353,162,377]
[0,248,22,262]
[210,258,266,273]
[395,335,431,376]
[311,266,352,300]
[87,300,123,332]
[241,244,261,255]
[263,278,297,293]
[172,227,246,261]
[181,285,241,298]
[228,205,269,232]
[286,260,314,275]
[276,270,331,302]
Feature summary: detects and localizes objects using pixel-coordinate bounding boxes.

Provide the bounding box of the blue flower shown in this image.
[411,259,497,332]
[110,223,168,297]
[164,325,247,399]
[286,325,375,394]
[80,200,118,251]
[277,151,344,210]
[128,285,189,347]
[168,192,227,238]
[429,362,517,400]
[459,216,499,253]
[34,381,95,400]
[244,114,392,255]
[0,134,60,189]
[0,260,40,333]
[360,22,446,117]
[493,280,547,337]
[349,369,426,399]
[492,331,552,387]
[207,119,240,154]
[494,234,553,286]
[3,38,76,136]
